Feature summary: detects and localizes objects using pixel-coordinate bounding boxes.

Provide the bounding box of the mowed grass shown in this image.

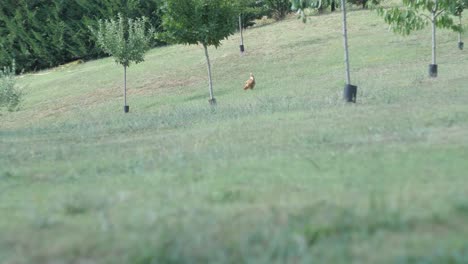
[1,8,468,264]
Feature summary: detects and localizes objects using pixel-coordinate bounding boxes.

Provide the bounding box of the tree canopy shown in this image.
[90,14,154,68]
[378,0,463,35]
[159,0,238,48]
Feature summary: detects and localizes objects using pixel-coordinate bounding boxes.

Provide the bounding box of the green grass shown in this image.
[1,9,468,264]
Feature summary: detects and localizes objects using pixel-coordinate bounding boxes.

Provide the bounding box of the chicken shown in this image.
[243,73,255,90]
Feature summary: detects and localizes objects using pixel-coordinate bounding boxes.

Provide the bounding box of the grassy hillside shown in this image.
[1,9,468,264]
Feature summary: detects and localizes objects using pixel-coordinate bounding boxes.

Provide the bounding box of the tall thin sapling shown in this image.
[90,14,154,113]
[291,0,358,102]
[159,0,237,105]
[378,0,463,78]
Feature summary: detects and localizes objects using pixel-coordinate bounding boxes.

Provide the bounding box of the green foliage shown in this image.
[160,0,238,48]
[291,0,380,16]
[291,0,355,20]
[237,0,269,28]
[309,0,338,13]
[378,8,427,35]
[0,0,162,72]
[0,62,21,112]
[90,14,154,68]
[290,0,311,10]
[290,0,316,22]
[347,0,381,8]
[377,0,462,35]
[264,0,292,20]
[450,0,468,16]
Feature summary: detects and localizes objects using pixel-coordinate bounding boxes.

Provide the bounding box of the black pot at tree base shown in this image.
[240,45,245,53]
[429,64,438,78]
[124,105,130,113]
[343,84,357,103]
[459,42,464,50]
[208,98,217,106]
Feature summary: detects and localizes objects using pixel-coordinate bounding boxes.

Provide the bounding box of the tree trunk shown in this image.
[428,0,438,77]
[341,0,351,85]
[203,44,215,103]
[124,65,128,112]
[341,0,357,102]
[239,14,245,53]
[331,1,336,12]
[459,15,462,44]
[431,8,436,65]
[317,0,324,14]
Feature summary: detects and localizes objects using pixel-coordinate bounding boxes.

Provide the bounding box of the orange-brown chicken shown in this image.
[243,73,255,90]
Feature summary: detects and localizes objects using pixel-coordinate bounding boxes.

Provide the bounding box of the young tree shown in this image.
[160,0,238,105]
[339,0,357,103]
[236,0,263,54]
[239,14,246,54]
[236,0,249,54]
[451,0,467,50]
[378,0,463,78]
[90,14,153,113]
[0,62,21,112]
[291,0,358,102]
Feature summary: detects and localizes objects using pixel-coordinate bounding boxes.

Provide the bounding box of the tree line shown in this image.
[0,0,296,73]
[0,0,165,72]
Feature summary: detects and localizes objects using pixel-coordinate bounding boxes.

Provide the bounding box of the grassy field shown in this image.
[1,7,468,264]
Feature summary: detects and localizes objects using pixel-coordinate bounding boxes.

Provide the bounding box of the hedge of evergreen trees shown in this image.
[0,0,282,73]
[0,0,162,72]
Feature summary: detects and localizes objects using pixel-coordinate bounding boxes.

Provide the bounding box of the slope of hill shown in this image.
[1,9,468,264]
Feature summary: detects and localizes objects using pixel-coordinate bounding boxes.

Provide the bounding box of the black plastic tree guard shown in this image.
[124,105,129,113]
[343,84,357,103]
[459,42,464,50]
[429,64,438,78]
